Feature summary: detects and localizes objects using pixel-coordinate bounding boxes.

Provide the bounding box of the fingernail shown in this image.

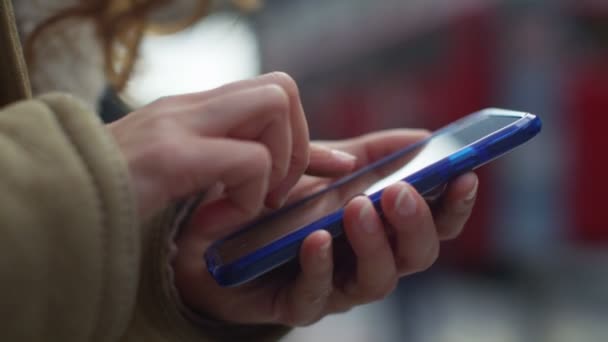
[454,177,478,213]
[319,237,331,259]
[396,183,417,217]
[331,149,357,163]
[358,199,377,233]
[464,177,479,202]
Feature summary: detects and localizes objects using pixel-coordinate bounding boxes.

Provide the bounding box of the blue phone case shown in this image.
[205,109,542,287]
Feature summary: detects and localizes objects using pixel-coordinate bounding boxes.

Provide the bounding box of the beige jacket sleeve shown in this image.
[0,93,289,342]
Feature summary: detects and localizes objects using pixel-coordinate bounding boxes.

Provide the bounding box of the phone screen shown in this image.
[215,114,520,263]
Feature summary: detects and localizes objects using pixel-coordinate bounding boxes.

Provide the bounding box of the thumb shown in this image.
[305,144,358,178]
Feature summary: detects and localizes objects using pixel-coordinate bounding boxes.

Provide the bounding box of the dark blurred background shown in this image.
[126,0,608,340]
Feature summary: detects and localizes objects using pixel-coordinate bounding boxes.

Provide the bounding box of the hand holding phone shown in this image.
[206,108,541,287]
[174,127,482,326]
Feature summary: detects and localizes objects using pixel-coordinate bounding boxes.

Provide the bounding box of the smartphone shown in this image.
[205,108,542,287]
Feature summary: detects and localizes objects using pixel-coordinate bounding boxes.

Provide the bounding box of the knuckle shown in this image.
[150,115,179,132]
[259,84,290,114]
[248,143,273,175]
[268,71,300,98]
[271,158,289,181]
[420,242,440,272]
[290,146,310,173]
[149,136,183,162]
[397,243,440,274]
[152,95,174,107]
[365,277,398,302]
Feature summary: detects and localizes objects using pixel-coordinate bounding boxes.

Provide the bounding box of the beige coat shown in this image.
[0,0,287,340]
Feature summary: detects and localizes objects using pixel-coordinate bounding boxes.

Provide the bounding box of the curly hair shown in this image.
[25,0,260,91]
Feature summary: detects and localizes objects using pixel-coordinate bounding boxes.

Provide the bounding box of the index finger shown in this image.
[214,72,310,208]
[171,72,310,208]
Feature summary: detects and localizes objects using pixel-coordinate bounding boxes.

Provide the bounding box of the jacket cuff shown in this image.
[127,194,290,342]
[127,195,291,341]
[37,92,140,341]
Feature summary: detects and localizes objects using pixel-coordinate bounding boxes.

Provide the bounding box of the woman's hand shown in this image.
[109,71,478,327]
[174,130,479,326]
[108,72,324,219]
